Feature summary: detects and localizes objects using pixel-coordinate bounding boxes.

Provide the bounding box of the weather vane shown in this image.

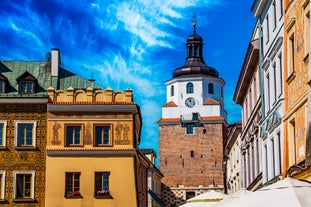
[192,13,197,33]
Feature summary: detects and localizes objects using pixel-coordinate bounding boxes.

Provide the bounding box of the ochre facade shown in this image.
[283,0,310,179]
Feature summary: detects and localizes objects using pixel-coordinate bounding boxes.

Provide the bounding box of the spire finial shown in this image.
[192,13,197,33]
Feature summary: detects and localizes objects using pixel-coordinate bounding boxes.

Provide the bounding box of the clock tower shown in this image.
[158,21,227,206]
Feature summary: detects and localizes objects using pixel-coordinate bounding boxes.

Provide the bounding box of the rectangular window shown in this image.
[13,171,35,200]
[304,7,310,57]
[65,172,81,197]
[266,15,270,43]
[186,123,194,135]
[273,1,277,29]
[278,54,283,96]
[95,172,110,195]
[66,125,82,146]
[0,121,7,147]
[289,118,296,166]
[20,81,34,94]
[0,171,5,200]
[288,33,295,77]
[94,125,111,146]
[14,121,36,148]
[265,73,271,112]
[272,63,277,103]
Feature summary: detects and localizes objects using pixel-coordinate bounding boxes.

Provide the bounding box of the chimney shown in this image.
[51,48,60,77]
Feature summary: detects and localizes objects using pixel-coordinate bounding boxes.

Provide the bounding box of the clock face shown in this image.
[185,97,196,108]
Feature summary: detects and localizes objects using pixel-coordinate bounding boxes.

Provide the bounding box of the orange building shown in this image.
[283,0,310,180]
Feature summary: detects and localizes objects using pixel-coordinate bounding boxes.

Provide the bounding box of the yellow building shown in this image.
[283,0,310,180]
[45,86,144,207]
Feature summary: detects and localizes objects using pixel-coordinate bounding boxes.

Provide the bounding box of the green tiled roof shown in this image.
[0,61,103,98]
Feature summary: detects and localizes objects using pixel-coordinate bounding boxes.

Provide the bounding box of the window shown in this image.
[0,171,5,200]
[171,85,174,96]
[66,125,82,146]
[20,81,34,94]
[65,172,81,197]
[0,81,5,93]
[13,171,35,200]
[304,4,310,57]
[289,118,296,166]
[190,151,194,158]
[208,83,214,94]
[266,15,270,43]
[278,53,283,96]
[95,172,110,196]
[94,125,111,146]
[16,71,37,94]
[186,123,194,135]
[14,121,36,148]
[186,192,195,199]
[265,73,270,112]
[272,63,277,103]
[186,82,193,94]
[273,1,277,29]
[288,32,295,78]
[0,121,7,147]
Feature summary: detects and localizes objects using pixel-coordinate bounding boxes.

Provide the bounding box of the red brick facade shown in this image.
[159,121,226,206]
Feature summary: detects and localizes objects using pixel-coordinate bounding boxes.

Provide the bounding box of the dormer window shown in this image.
[16,72,37,94]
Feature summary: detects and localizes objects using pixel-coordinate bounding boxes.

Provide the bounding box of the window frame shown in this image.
[186,82,194,94]
[65,172,82,198]
[0,121,7,148]
[170,85,174,97]
[0,171,5,200]
[65,125,83,147]
[94,172,111,198]
[94,125,112,147]
[185,123,195,135]
[14,120,36,149]
[20,81,34,94]
[13,170,35,201]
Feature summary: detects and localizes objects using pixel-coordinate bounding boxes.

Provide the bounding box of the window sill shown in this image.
[0,199,8,204]
[94,194,113,199]
[286,71,296,84]
[13,198,36,202]
[0,146,8,150]
[65,195,83,199]
[303,53,309,63]
[14,146,37,150]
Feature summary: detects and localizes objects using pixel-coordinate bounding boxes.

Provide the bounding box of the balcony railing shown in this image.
[180,113,201,126]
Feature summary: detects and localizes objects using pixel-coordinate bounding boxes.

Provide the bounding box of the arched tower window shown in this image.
[171,85,174,96]
[186,82,193,94]
[208,83,214,94]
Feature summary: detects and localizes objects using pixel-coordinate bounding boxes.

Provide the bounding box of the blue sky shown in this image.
[0,0,255,158]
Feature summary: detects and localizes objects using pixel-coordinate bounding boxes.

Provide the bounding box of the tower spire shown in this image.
[192,13,197,33]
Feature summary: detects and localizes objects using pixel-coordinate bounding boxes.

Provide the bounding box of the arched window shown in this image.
[208,83,214,94]
[171,85,174,96]
[186,82,193,94]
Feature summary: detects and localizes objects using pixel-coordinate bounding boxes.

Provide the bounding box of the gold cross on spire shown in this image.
[192,13,197,33]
